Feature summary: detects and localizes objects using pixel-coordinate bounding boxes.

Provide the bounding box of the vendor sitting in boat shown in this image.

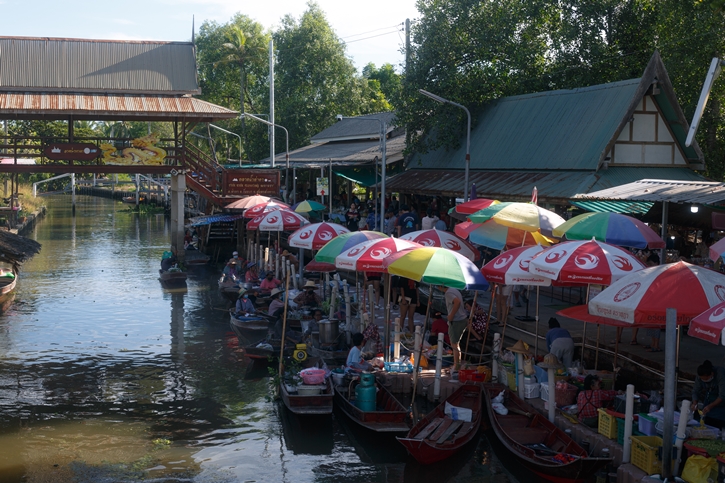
[160,250,178,271]
[222,259,243,284]
[293,280,322,308]
[268,288,285,316]
[281,250,299,271]
[235,289,256,315]
[347,333,372,373]
[245,262,260,284]
[577,374,621,428]
[259,271,282,295]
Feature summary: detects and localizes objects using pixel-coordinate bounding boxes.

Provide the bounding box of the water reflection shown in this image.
[0,195,517,483]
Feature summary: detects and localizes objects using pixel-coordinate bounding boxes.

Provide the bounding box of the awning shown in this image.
[569,200,653,214]
[333,167,378,187]
[189,213,245,226]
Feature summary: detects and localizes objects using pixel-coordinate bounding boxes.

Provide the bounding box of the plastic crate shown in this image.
[598,408,618,439]
[540,383,549,401]
[524,383,540,399]
[384,362,420,373]
[617,417,645,445]
[631,436,662,475]
[638,413,658,436]
[459,367,491,383]
[556,383,579,407]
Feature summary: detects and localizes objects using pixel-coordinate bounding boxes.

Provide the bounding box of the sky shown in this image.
[0,0,419,72]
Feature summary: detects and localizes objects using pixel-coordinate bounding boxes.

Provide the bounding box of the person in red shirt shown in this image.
[429,312,451,346]
[577,374,621,427]
[259,271,281,294]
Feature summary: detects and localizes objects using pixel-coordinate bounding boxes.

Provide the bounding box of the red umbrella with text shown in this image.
[689,301,725,346]
[243,201,290,218]
[247,209,308,232]
[400,228,480,261]
[288,222,349,250]
[225,195,273,210]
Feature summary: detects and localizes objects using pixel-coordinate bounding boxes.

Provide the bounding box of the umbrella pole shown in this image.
[580,285,591,367]
[534,286,540,356]
[481,285,497,359]
[594,324,601,370]
[463,291,478,364]
[499,291,511,357]
[385,273,392,362]
[676,325,681,393]
[276,270,292,397]
[614,337,619,371]
[412,285,433,400]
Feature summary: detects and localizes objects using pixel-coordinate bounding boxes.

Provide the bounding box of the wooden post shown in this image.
[343,280,352,345]
[394,317,401,360]
[277,271,292,393]
[463,291,478,364]
[275,253,280,280]
[290,263,297,291]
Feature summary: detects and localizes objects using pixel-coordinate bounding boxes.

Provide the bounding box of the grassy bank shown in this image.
[18,184,46,216]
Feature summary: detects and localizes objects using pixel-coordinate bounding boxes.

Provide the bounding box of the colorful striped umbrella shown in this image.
[552,212,664,249]
[291,200,327,213]
[448,198,499,215]
[400,228,480,261]
[314,230,388,264]
[246,209,308,231]
[481,245,552,286]
[243,201,290,218]
[383,247,489,290]
[225,195,272,210]
[455,220,554,250]
[529,239,646,285]
[288,222,349,250]
[335,238,421,272]
[588,261,725,325]
[468,202,566,237]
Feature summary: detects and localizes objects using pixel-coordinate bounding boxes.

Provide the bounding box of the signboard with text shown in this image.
[223,170,280,197]
[316,177,329,196]
[44,143,100,161]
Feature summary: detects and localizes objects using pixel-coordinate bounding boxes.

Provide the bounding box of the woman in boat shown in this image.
[293,281,322,308]
[576,374,619,428]
[267,288,285,316]
[222,259,243,284]
[245,262,260,284]
[693,360,725,427]
[259,271,282,295]
[235,289,256,315]
[346,333,372,372]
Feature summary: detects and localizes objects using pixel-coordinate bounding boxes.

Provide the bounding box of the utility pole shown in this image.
[269,39,275,169]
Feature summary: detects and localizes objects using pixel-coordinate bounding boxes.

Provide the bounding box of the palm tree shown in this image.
[215,26,266,156]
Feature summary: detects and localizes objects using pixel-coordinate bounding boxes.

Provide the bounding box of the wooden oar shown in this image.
[507,407,534,418]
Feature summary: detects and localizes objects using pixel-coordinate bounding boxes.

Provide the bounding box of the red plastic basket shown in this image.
[299,369,325,385]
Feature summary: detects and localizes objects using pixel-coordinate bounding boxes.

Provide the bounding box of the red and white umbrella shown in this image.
[335,238,421,272]
[588,261,725,325]
[400,228,480,261]
[288,222,350,250]
[528,239,645,285]
[243,201,290,218]
[481,245,552,286]
[225,195,273,210]
[688,301,725,346]
[247,209,308,231]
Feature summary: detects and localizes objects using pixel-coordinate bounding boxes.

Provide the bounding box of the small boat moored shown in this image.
[158,269,187,290]
[280,376,334,416]
[333,373,410,434]
[397,383,482,465]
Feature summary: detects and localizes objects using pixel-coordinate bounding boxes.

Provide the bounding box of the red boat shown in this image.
[483,383,611,483]
[333,376,410,433]
[397,383,482,464]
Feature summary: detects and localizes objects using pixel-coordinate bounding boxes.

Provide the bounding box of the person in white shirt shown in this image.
[421,208,438,230]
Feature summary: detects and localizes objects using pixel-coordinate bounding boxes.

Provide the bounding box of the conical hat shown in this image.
[538,353,563,370]
[506,339,530,354]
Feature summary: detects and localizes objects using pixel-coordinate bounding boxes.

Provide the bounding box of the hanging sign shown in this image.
[316,177,329,196]
[44,143,100,161]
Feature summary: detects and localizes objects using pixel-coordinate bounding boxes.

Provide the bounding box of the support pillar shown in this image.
[170,174,186,261]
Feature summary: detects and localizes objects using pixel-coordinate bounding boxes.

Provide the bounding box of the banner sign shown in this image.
[224,170,280,197]
[44,143,100,161]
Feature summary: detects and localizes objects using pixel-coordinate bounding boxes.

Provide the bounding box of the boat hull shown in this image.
[483,383,610,483]
[333,378,409,433]
[158,269,187,289]
[0,269,17,296]
[397,383,482,465]
[280,378,333,415]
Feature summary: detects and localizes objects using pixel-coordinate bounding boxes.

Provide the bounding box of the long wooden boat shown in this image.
[229,313,269,344]
[0,268,17,296]
[280,378,334,415]
[333,377,410,433]
[158,269,187,289]
[483,383,611,483]
[397,383,482,465]
[243,338,294,360]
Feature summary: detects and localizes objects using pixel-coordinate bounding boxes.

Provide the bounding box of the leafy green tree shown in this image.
[363,63,402,106]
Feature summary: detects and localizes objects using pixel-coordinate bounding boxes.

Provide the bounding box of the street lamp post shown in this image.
[418,89,471,202]
[241,113,290,202]
[208,124,243,168]
[337,116,387,232]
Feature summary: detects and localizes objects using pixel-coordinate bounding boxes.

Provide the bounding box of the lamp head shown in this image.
[336,114,343,121]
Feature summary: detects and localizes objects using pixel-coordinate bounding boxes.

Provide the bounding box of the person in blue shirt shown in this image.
[546,317,574,370]
[346,333,372,372]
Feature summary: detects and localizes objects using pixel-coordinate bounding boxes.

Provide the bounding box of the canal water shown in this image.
[0,195,524,483]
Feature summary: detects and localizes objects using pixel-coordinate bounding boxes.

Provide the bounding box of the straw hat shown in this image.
[506,339,530,354]
[270,288,284,298]
[227,259,238,265]
[282,250,290,256]
[303,280,318,289]
[538,353,564,370]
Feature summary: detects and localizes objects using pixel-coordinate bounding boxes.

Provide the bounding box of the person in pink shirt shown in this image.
[259,271,281,294]
[245,262,260,284]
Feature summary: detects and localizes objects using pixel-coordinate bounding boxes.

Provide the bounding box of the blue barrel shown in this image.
[355,373,376,412]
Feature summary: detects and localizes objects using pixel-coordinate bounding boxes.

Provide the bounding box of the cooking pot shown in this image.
[318,320,339,344]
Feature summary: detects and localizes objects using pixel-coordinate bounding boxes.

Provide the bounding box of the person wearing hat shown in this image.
[577,374,620,427]
[281,250,299,270]
[235,289,256,315]
[268,288,285,316]
[546,318,574,370]
[222,259,243,284]
[245,262,260,284]
[294,280,322,307]
[260,271,282,295]
[441,285,468,372]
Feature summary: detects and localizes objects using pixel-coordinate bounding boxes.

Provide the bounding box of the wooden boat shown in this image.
[0,268,17,296]
[158,269,187,289]
[333,376,410,433]
[243,338,294,360]
[122,195,145,204]
[483,383,611,483]
[397,383,482,465]
[229,312,269,338]
[308,345,348,366]
[280,377,334,415]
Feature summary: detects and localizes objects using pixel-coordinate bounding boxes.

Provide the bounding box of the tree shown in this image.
[363,63,402,106]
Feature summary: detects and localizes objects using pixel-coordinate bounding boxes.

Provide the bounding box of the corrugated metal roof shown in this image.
[265,134,405,168]
[384,167,709,203]
[310,112,396,143]
[0,92,237,121]
[0,36,199,94]
[569,200,653,214]
[573,179,725,205]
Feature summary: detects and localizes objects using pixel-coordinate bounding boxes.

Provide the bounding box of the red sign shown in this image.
[44,143,101,161]
[223,170,280,197]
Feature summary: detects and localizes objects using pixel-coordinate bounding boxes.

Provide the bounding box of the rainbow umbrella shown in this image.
[292,200,327,213]
[335,238,421,272]
[383,247,489,290]
[468,202,565,237]
[400,228,480,261]
[552,212,664,249]
[455,220,554,250]
[314,230,388,264]
[448,198,499,215]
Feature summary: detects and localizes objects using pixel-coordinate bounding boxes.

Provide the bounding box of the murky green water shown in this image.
[0,195,522,483]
